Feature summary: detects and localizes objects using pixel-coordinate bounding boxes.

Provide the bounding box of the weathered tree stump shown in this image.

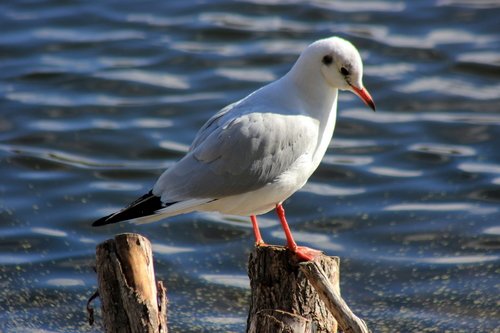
[95,233,167,333]
[247,245,339,333]
[247,245,370,333]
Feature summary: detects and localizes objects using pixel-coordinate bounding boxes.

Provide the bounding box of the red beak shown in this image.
[350,85,376,111]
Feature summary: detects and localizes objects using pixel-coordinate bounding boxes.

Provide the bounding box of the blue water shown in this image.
[1,1,499,332]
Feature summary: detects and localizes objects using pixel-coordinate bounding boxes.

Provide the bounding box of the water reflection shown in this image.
[415,255,499,265]
[31,227,67,238]
[152,243,195,255]
[93,70,191,90]
[384,202,497,214]
[369,166,422,177]
[200,274,249,289]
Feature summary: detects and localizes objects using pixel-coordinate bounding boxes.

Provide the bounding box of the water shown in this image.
[1,0,499,332]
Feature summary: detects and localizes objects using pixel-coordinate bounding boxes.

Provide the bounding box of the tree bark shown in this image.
[247,245,339,333]
[95,233,167,333]
[300,261,370,333]
[248,309,311,333]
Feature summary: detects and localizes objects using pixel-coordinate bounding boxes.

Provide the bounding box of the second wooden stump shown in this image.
[95,233,167,333]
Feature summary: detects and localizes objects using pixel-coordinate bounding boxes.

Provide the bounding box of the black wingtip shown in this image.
[92,190,164,227]
[92,213,115,227]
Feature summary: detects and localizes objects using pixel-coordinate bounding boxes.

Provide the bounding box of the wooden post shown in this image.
[95,233,167,333]
[247,245,339,333]
[247,245,370,333]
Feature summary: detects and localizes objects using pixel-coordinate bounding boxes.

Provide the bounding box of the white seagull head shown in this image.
[297,36,376,111]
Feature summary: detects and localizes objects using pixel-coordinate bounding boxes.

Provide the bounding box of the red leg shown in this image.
[250,215,265,245]
[275,204,298,251]
[275,203,322,261]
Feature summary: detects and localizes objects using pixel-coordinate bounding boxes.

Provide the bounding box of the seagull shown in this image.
[93,36,375,261]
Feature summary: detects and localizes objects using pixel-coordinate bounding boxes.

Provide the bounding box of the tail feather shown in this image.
[92,190,167,226]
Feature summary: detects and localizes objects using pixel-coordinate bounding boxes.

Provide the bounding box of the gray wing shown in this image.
[153,110,319,202]
[189,101,236,150]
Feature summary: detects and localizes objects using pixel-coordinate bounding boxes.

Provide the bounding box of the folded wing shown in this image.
[153,111,319,203]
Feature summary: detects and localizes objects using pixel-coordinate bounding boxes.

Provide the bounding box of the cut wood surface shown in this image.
[95,233,167,333]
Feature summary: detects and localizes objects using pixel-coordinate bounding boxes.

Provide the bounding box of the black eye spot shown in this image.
[322,55,333,66]
[340,67,350,76]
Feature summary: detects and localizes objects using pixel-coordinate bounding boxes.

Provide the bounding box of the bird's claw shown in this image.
[255,240,268,247]
[291,246,322,262]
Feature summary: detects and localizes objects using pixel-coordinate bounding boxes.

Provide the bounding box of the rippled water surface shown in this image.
[1,1,499,332]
